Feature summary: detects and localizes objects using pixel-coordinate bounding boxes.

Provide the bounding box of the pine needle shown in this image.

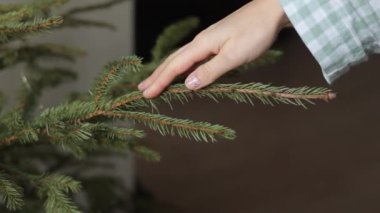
[0,173,24,211]
[0,16,63,43]
[105,111,236,142]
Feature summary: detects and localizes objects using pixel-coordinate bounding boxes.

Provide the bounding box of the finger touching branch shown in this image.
[138,0,289,99]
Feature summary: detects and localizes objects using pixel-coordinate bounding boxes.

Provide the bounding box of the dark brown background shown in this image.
[136,1,380,212]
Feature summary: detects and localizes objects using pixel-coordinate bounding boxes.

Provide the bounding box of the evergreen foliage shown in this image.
[0,0,335,212]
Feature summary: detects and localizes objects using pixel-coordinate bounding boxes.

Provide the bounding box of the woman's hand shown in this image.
[138,0,289,98]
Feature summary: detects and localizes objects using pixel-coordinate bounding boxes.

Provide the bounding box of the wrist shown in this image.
[268,0,291,30]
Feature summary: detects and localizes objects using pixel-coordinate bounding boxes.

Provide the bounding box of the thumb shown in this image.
[185,53,240,90]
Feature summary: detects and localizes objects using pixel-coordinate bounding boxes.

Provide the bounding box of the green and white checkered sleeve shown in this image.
[280,0,380,84]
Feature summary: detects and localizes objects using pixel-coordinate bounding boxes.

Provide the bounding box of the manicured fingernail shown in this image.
[143,87,152,98]
[185,74,201,90]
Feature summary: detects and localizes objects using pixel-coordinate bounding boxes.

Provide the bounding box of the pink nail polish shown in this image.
[185,74,201,90]
[143,89,150,97]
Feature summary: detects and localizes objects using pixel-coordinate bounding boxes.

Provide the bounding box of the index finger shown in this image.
[142,39,217,98]
[138,44,189,91]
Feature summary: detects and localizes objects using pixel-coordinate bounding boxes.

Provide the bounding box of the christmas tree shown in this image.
[0,0,335,212]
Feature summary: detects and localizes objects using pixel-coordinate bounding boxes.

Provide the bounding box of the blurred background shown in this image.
[135,0,380,213]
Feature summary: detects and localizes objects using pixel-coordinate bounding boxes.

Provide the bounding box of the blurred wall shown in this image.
[0,0,136,188]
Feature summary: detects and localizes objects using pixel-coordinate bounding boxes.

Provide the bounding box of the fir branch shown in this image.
[82,139,132,155]
[47,122,97,159]
[48,82,334,127]
[235,50,283,72]
[0,0,68,18]
[92,56,142,103]
[0,173,24,211]
[1,110,23,131]
[132,145,161,161]
[44,123,143,159]
[20,102,236,144]
[0,44,85,69]
[163,83,336,107]
[105,111,236,142]
[31,0,70,14]
[35,101,98,126]
[0,110,39,145]
[0,7,33,24]
[27,67,77,87]
[63,0,127,16]
[112,83,138,91]
[0,82,335,146]
[51,125,145,156]
[36,174,81,213]
[103,126,145,140]
[18,66,77,119]
[59,0,128,30]
[0,126,39,146]
[108,83,335,112]
[0,4,23,14]
[0,16,63,43]
[61,17,116,30]
[151,17,200,62]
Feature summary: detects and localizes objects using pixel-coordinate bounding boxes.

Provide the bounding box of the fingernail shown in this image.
[142,88,150,98]
[143,87,153,98]
[185,74,201,90]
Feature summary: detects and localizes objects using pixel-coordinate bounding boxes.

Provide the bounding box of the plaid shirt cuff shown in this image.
[280,0,380,84]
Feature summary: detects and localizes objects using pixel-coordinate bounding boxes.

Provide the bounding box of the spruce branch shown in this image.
[0,80,335,147]
[0,43,85,69]
[0,8,33,24]
[36,174,81,213]
[0,0,68,21]
[0,0,69,25]
[234,50,283,72]
[107,83,335,112]
[105,111,236,142]
[103,126,145,140]
[18,66,77,118]
[92,56,142,103]
[61,17,116,30]
[132,145,161,161]
[151,17,200,62]
[0,16,63,43]
[59,0,127,30]
[0,173,24,211]
[63,0,127,16]
[0,4,21,14]
[0,163,82,212]
[0,126,39,146]
[0,110,39,145]
[46,122,98,159]
[162,83,336,107]
[31,0,70,14]
[39,82,335,140]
